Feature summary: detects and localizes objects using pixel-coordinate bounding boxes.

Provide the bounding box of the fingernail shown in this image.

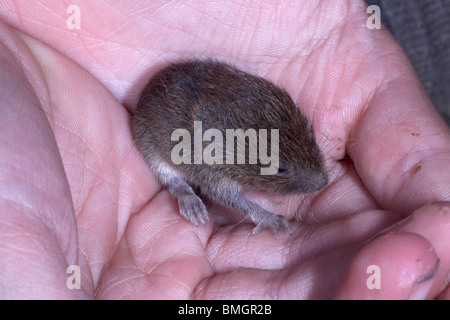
[417,258,440,284]
[409,258,440,300]
[409,280,433,300]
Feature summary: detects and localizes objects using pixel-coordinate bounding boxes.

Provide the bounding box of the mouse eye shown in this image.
[277,167,289,175]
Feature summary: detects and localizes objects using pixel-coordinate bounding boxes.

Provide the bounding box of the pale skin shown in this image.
[0,0,449,299]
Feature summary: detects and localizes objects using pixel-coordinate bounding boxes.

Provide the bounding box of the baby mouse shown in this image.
[132,60,328,236]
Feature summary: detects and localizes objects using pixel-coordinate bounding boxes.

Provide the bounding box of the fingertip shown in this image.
[333,232,439,299]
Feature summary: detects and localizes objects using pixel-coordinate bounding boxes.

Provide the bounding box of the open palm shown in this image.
[0,0,449,299]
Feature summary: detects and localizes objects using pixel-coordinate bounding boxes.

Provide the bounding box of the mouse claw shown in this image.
[177,194,209,227]
[196,210,210,226]
[251,214,290,238]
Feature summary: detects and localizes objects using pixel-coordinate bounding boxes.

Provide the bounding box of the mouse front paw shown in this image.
[177,194,209,226]
[251,212,291,238]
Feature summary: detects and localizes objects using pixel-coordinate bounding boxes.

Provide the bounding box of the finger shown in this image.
[349,58,450,214]
[19,28,162,287]
[0,24,84,298]
[196,245,355,299]
[333,232,439,299]
[207,209,400,273]
[385,203,450,298]
[437,284,450,300]
[334,202,450,299]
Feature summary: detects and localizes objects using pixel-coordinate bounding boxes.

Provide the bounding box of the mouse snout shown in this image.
[291,170,328,193]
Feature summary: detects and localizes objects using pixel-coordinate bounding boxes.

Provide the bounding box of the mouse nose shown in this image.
[293,170,328,193]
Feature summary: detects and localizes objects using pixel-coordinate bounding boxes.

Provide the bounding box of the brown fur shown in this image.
[132,60,328,235]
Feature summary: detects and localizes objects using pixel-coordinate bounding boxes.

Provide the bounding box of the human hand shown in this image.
[0,0,448,299]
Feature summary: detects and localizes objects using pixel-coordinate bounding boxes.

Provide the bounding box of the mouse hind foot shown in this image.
[245,201,291,238]
[206,185,291,237]
[251,213,291,238]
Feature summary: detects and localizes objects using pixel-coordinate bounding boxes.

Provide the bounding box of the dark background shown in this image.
[366,0,449,125]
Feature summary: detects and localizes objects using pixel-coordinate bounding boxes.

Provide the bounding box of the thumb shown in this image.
[333,232,438,299]
[334,203,450,299]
